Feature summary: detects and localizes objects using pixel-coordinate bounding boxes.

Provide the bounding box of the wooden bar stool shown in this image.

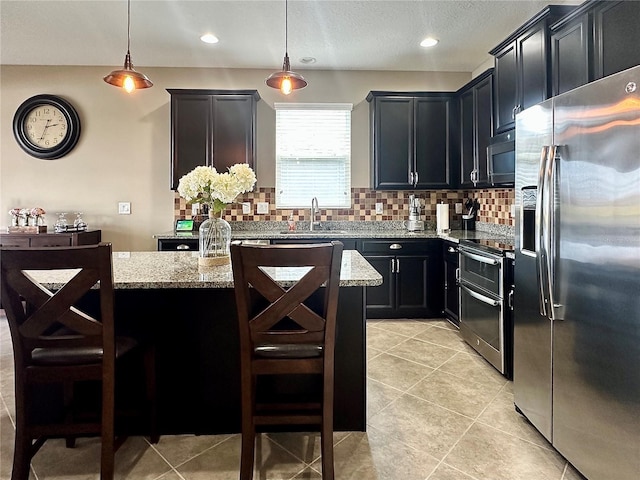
[230,240,343,480]
[0,243,158,480]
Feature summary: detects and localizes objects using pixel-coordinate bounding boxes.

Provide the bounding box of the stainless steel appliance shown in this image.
[458,239,514,377]
[514,65,640,480]
[487,130,515,186]
[406,195,424,231]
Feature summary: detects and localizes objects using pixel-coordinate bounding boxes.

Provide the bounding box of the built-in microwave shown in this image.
[487,130,515,186]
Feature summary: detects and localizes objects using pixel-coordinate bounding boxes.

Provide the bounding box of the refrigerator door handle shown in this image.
[545,145,563,321]
[536,145,550,318]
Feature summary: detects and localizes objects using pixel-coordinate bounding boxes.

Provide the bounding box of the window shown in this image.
[275,103,352,208]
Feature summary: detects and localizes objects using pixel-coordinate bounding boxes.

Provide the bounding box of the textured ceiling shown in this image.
[1,0,581,72]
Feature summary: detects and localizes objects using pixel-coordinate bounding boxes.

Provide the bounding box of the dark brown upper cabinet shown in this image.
[490,5,575,133]
[168,89,260,190]
[550,0,640,96]
[456,69,494,189]
[367,91,456,190]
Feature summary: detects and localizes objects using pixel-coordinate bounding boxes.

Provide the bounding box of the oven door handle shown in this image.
[459,249,499,266]
[460,283,500,307]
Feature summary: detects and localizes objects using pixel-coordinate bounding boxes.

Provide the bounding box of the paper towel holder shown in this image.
[436,202,450,234]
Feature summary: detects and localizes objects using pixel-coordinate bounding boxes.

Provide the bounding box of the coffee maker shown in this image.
[406,195,424,231]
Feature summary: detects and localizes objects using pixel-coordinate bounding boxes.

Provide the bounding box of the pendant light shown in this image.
[103,0,153,93]
[265,0,307,95]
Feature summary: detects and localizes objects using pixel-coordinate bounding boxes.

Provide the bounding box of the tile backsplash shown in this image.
[174,187,515,227]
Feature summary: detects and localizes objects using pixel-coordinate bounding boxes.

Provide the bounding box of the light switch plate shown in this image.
[510,204,516,217]
[118,202,131,215]
[455,203,463,214]
[242,202,251,214]
[375,202,383,214]
[256,202,269,214]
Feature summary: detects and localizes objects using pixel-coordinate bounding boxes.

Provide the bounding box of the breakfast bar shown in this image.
[33,250,382,435]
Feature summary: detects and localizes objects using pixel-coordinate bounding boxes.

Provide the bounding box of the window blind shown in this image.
[275,103,352,208]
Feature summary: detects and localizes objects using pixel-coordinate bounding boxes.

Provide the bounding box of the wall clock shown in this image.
[13,94,81,160]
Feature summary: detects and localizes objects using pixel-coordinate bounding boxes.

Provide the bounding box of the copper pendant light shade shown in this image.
[103,0,152,93]
[266,0,307,95]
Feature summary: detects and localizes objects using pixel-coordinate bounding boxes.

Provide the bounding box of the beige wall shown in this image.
[1,65,470,251]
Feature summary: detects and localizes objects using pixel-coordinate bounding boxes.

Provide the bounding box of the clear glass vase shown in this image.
[198,210,231,266]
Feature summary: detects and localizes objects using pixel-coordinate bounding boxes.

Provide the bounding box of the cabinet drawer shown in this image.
[30,235,73,247]
[360,240,434,255]
[158,239,199,251]
[443,241,459,263]
[271,238,356,250]
[0,235,31,247]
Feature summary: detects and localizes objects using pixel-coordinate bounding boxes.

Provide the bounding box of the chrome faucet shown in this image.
[310,197,320,231]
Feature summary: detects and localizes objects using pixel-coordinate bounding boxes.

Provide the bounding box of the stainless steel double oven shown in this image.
[458,239,514,377]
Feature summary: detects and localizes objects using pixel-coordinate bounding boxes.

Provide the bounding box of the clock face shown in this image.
[13,94,81,160]
[23,104,70,150]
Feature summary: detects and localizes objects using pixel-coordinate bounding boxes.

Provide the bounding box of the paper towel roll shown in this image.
[436,203,450,233]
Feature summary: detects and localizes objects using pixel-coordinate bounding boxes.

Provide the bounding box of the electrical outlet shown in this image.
[242,202,251,214]
[256,202,269,214]
[455,202,463,214]
[118,202,131,215]
[510,204,516,217]
[375,202,383,214]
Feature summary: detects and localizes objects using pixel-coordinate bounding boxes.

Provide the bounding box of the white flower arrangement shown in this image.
[177,164,257,214]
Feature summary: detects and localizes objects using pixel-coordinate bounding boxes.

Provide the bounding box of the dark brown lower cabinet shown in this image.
[0,229,101,247]
[359,239,443,319]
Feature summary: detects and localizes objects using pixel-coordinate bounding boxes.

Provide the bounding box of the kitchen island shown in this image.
[32,250,381,435]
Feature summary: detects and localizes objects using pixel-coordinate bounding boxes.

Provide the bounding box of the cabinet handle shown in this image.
[389,243,402,250]
[395,258,400,274]
[176,244,191,250]
[414,171,419,186]
[512,106,517,119]
[391,258,395,274]
[447,246,457,253]
[408,171,414,185]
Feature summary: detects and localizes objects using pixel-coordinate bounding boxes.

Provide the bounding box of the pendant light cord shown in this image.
[127,0,131,54]
[285,0,288,55]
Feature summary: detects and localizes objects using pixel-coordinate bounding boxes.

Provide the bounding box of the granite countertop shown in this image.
[27,250,382,290]
[154,221,514,246]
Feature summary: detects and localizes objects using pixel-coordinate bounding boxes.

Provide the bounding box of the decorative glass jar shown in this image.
[198,210,231,266]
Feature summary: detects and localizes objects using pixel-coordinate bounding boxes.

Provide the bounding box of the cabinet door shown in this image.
[551,15,590,96]
[459,90,475,188]
[395,255,430,316]
[494,42,518,133]
[594,1,640,79]
[518,24,549,114]
[364,255,396,318]
[212,95,256,172]
[443,243,459,326]
[372,97,413,189]
[414,97,452,189]
[474,75,493,187]
[171,95,211,189]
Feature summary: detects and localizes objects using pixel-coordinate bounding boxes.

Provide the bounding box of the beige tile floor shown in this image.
[0,316,587,480]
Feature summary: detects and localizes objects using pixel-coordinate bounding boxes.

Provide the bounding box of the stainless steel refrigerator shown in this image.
[514,65,640,480]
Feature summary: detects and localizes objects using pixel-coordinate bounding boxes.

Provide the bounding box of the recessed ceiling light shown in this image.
[200,34,219,44]
[420,37,439,48]
[299,57,317,64]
